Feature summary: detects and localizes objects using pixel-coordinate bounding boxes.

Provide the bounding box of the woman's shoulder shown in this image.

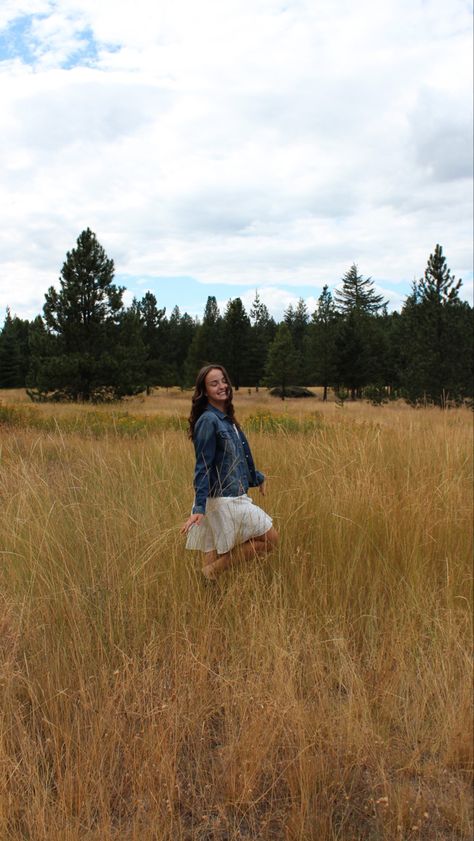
[194,409,219,433]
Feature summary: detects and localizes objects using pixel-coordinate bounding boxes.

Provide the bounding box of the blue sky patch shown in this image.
[62,26,98,69]
[0,15,38,64]
[0,14,102,69]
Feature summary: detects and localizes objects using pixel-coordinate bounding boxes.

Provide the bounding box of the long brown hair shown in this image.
[188,364,239,439]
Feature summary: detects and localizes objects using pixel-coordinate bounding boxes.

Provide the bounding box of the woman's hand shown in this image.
[258,480,266,496]
[180,513,204,534]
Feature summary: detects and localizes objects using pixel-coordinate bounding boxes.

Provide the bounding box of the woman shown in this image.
[181,365,278,579]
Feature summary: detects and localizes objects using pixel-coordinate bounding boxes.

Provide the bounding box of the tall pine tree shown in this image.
[221,298,251,389]
[30,229,145,400]
[185,296,224,383]
[305,286,338,400]
[247,291,276,389]
[334,265,387,398]
[399,245,472,405]
[0,309,25,388]
[264,323,300,399]
[334,264,385,314]
[136,291,166,393]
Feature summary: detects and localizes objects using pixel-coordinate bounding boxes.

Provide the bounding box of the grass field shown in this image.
[0,389,472,840]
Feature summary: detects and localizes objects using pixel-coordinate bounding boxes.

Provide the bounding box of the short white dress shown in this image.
[186,493,273,555]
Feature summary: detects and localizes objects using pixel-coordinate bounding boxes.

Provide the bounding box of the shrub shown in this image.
[269,385,316,398]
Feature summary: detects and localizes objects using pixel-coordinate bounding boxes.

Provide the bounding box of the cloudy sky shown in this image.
[0,0,472,323]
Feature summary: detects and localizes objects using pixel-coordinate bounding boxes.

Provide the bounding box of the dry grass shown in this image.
[0,390,472,840]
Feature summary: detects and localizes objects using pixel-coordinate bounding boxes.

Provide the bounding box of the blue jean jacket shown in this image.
[191,404,265,514]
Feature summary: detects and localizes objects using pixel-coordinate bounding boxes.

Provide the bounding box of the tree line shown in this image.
[0,228,472,406]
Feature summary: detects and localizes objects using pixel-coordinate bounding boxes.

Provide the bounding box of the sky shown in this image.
[0,0,472,324]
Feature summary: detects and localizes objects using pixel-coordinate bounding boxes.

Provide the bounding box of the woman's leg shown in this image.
[201,527,279,578]
[202,549,232,578]
[249,527,279,554]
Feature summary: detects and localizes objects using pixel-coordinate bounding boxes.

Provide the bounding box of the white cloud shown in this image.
[0,0,472,323]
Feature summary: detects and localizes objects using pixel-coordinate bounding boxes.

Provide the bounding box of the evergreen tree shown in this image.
[160,306,197,388]
[375,309,403,398]
[43,228,122,346]
[333,264,388,398]
[0,310,32,388]
[176,311,197,387]
[291,298,310,353]
[0,309,23,387]
[305,286,338,400]
[283,304,295,326]
[100,308,147,398]
[399,245,472,405]
[185,296,224,382]
[221,298,251,389]
[247,291,276,389]
[29,229,144,401]
[418,244,462,305]
[335,264,386,315]
[136,291,166,393]
[264,323,300,399]
[334,312,369,399]
[283,298,309,381]
[334,309,388,400]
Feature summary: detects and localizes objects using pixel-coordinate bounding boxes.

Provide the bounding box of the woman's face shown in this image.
[204,368,229,408]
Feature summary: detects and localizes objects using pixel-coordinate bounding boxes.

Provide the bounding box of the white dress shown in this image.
[185,493,273,555]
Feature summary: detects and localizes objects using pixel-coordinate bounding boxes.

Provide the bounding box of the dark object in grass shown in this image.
[269,386,316,398]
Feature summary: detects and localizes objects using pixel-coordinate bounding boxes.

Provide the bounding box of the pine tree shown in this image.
[306,286,338,400]
[159,306,196,388]
[43,228,122,347]
[335,264,386,315]
[247,291,276,389]
[102,308,147,399]
[375,309,402,398]
[30,229,145,401]
[418,244,462,305]
[176,312,196,387]
[292,298,310,353]
[0,309,22,387]
[333,265,388,397]
[264,323,300,399]
[185,296,224,382]
[136,291,166,393]
[400,245,472,405]
[283,298,309,381]
[221,298,251,389]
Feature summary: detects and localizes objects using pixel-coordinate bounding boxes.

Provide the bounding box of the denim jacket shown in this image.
[192,404,265,514]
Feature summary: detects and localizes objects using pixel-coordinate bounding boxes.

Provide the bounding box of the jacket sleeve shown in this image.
[240,429,265,487]
[192,414,217,514]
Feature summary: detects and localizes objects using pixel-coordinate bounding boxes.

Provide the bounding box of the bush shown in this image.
[363,385,389,406]
[269,386,316,398]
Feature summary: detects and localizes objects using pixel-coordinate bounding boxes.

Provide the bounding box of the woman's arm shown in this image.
[239,428,265,488]
[191,413,217,514]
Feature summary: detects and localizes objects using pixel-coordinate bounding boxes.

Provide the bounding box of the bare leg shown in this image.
[202,527,279,579]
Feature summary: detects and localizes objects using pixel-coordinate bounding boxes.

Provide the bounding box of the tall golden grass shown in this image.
[0,390,472,840]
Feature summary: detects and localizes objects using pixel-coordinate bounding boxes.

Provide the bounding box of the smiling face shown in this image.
[204,367,229,409]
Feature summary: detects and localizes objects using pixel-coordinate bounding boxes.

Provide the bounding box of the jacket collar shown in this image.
[206,403,229,420]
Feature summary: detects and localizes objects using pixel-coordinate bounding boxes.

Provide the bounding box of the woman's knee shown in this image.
[264,527,279,548]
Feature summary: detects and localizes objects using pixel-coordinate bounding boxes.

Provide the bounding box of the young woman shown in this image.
[181,364,278,579]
